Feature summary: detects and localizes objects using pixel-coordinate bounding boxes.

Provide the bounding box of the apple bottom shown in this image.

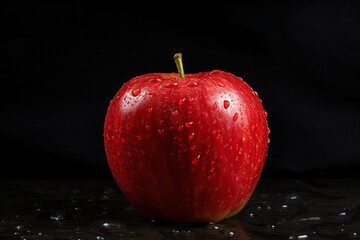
[124,185,254,223]
[110,162,261,223]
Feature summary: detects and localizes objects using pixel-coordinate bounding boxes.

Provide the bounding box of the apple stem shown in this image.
[173,53,185,78]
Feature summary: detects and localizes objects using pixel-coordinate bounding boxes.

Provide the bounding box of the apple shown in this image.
[104,53,269,223]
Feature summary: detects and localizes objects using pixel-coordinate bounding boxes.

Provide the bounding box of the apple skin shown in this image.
[104,70,269,223]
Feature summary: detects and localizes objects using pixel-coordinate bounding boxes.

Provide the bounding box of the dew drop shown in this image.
[145,124,151,130]
[224,100,230,109]
[164,82,178,88]
[179,98,186,106]
[149,78,161,83]
[213,102,217,110]
[190,145,196,151]
[188,132,195,140]
[148,108,153,113]
[137,135,142,141]
[131,88,141,97]
[172,110,178,117]
[191,157,200,165]
[187,81,198,87]
[217,81,225,87]
[188,97,194,103]
[185,122,194,127]
[178,125,184,131]
[233,113,238,121]
[158,129,165,135]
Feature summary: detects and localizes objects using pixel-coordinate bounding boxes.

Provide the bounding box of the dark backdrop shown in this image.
[2,2,360,178]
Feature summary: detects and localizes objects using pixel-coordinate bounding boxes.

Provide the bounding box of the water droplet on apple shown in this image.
[158,129,165,135]
[233,113,238,121]
[149,78,161,83]
[188,132,195,140]
[191,156,200,164]
[187,81,198,87]
[213,102,217,110]
[137,135,142,141]
[216,81,225,87]
[190,145,196,151]
[164,82,178,88]
[145,124,151,130]
[131,88,141,97]
[148,108,153,113]
[179,98,186,106]
[185,122,194,127]
[172,110,178,117]
[224,100,230,109]
[188,97,194,103]
[178,125,184,131]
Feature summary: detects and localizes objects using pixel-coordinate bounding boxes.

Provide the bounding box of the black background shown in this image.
[2,2,360,178]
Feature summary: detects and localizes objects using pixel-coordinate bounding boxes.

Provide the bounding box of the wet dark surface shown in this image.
[1,177,359,240]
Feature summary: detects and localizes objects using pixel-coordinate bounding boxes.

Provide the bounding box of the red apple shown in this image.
[104,53,269,223]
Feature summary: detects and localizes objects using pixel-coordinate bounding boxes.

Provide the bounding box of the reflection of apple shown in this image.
[104,53,269,223]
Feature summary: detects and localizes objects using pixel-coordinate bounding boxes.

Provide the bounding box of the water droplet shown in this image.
[96,236,105,240]
[249,213,254,217]
[287,193,298,200]
[185,122,194,127]
[137,135,142,141]
[216,81,225,87]
[224,100,230,109]
[190,145,196,151]
[178,125,184,131]
[172,110,178,117]
[145,124,151,130]
[187,81,198,87]
[233,113,238,121]
[188,132,195,140]
[297,235,308,239]
[191,157,200,164]
[148,108,153,113]
[164,82,178,88]
[213,102,217,110]
[158,129,164,135]
[264,111,268,117]
[179,98,186,106]
[188,97,194,103]
[225,231,234,237]
[149,78,161,83]
[131,88,141,97]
